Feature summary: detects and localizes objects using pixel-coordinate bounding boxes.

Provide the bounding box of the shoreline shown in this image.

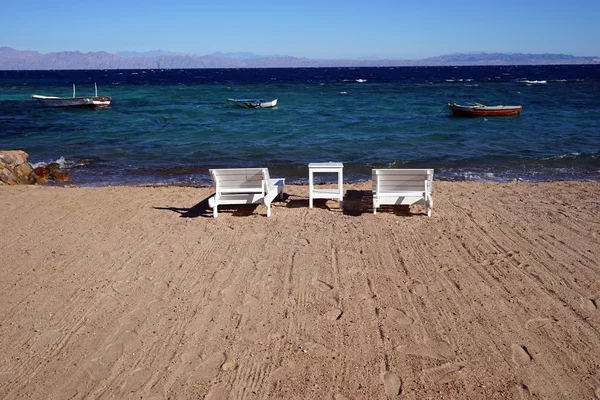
[1,181,599,398]
[28,173,600,189]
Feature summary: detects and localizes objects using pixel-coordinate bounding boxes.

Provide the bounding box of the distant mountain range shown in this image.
[1,47,598,70]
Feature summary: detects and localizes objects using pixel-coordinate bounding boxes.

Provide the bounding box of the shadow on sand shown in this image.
[155,191,424,218]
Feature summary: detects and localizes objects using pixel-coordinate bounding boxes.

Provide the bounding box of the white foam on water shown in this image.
[519,79,547,84]
[30,156,70,169]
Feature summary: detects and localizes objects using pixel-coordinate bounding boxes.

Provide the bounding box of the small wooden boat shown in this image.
[31,83,111,108]
[448,103,522,117]
[227,98,277,109]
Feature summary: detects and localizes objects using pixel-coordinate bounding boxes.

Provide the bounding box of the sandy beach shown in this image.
[1,181,599,399]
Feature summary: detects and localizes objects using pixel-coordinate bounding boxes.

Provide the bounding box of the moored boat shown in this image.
[31,83,111,108]
[448,102,522,117]
[227,98,277,108]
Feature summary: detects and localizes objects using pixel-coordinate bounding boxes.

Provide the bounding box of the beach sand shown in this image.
[1,181,599,399]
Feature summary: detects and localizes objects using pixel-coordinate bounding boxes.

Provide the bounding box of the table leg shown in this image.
[309,170,314,208]
[338,169,344,210]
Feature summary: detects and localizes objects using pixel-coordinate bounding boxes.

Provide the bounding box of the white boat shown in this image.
[31,83,111,107]
[227,98,277,108]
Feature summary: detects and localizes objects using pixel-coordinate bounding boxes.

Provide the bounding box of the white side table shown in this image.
[308,162,344,209]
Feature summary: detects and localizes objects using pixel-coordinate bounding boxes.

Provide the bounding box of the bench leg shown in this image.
[266,203,272,217]
[213,206,218,218]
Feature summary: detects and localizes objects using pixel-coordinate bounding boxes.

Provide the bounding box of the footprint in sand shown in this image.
[180,351,226,382]
[147,298,165,314]
[101,342,124,365]
[347,266,363,275]
[595,387,600,399]
[221,361,238,371]
[50,387,78,400]
[271,363,307,382]
[152,281,170,297]
[400,340,454,361]
[301,341,338,358]
[525,317,554,330]
[512,383,532,399]
[120,367,152,393]
[119,308,147,332]
[323,307,343,321]
[313,279,334,292]
[581,297,598,312]
[30,330,63,352]
[263,276,283,294]
[84,359,111,381]
[206,383,230,399]
[235,295,260,314]
[113,330,142,355]
[111,280,133,295]
[220,285,241,305]
[408,281,428,297]
[511,344,532,365]
[334,393,355,400]
[422,362,464,384]
[241,320,272,343]
[213,267,232,285]
[381,371,402,396]
[297,237,310,246]
[386,308,414,326]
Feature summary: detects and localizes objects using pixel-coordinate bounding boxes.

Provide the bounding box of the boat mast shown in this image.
[72,83,75,98]
[95,83,98,96]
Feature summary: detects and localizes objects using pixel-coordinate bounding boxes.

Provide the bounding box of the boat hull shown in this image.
[227,98,277,108]
[31,95,111,108]
[448,103,521,117]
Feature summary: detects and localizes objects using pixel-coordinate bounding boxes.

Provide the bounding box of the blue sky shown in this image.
[2,0,598,59]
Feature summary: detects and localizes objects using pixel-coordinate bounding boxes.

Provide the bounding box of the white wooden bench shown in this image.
[208,168,285,217]
[372,169,434,216]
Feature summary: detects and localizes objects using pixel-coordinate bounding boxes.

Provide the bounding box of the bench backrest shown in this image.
[209,168,268,194]
[372,169,434,193]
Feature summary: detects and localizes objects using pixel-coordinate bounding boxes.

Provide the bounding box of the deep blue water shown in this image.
[1,65,599,186]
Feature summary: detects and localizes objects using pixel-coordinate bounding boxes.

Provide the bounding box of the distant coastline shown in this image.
[1,46,599,70]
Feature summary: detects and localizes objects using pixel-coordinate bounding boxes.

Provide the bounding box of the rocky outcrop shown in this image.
[0,150,69,185]
[0,150,35,185]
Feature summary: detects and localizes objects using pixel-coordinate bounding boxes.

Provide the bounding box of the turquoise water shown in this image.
[1,66,599,185]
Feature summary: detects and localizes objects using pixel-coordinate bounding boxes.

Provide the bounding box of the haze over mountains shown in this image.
[1,46,598,70]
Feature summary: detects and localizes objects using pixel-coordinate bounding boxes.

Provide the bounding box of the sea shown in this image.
[1,65,599,186]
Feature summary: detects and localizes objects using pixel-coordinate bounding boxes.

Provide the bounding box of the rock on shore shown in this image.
[0,150,69,184]
[0,150,35,184]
